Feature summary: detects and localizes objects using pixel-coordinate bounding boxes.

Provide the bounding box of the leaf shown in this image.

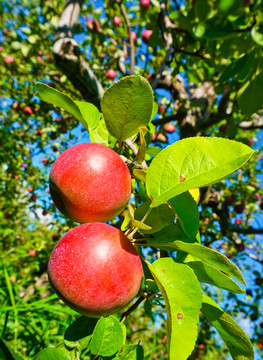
[64,316,98,350]
[186,261,245,294]
[0,338,23,360]
[151,101,158,120]
[75,101,100,130]
[133,169,146,182]
[169,192,199,239]
[133,219,152,230]
[134,127,148,164]
[89,117,117,147]
[202,295,254,360]
[146,146,162,157]
[111,344,144,359]
[90,316,125,357]
[35,82,85,125]
[146,137,255,207]
[148,241,246,286]
[135,200,175,234]
[237,70,263,116]
[33,347,72,360]
[149,258,203,360]
[251,24,263,46]
[101,76,154,142]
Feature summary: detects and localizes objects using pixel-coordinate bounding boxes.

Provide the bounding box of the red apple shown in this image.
[113,16,121,26]
[24,106,33,115]
[105,69,116,80]
[4,56,15,64]
[42,158,49,166]
[48,223,143,317]
[28,249,37,257]
[27,186,33,192]
[2,28,8,35]
[157,133,167,143]
[142,29,152,44]
[128,31,137,42]
[86,19,99,32]
[49,143,131,223]
[163,123,176,133]
[140,0,151,9]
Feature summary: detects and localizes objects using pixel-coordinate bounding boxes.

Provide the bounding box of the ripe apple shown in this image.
[86,19,99,32]
[4,56,15,64]
[113,16,121,26]
[24,106,33,115]
[105,69,116,80]
[48,223,143,317]
[142,29,152,44]
[163,123,176,133]
[157,133,167,143]
[140,0,151,9]
[127,31,137,42]
[49,143,131,223]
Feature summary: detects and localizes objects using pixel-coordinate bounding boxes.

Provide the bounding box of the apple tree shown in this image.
[1,0,263,359]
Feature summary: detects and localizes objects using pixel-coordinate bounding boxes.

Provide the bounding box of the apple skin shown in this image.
[48,223,143,317]
[142,29,152,44]
[49,143,131,223]
[106,69,116,80]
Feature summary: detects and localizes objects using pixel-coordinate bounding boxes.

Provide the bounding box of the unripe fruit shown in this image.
[105,69,116,80]
[49,143,131,223]
[142,29,152,44]
[48,223,143,317]
[113,16,121,26]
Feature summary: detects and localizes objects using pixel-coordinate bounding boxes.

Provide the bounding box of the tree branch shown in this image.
[53,0,104,107]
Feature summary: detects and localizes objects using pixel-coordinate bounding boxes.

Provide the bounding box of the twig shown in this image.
[117,0,135,75]
[120,295,145,322]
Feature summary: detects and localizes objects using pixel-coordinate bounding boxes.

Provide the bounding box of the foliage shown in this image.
[1,0,263,359]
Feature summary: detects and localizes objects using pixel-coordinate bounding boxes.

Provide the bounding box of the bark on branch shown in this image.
[53,0,104,107]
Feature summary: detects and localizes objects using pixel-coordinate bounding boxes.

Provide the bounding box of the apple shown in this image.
[48,223,143,317]
[27,186,33,192]
[28,249,36,256]
[163,123,176,133]
[105,69,116,80]
[128,31,137,42]
[42,158,49,166]
[4,56,15,64]
[157,133,167,143]
[24,106,33,115]
[142,29,152,44]
[140,0,151,9]
[2,28,8,35]
[113,16,121,26]
[86,19,99,32]
[49,143,131,223]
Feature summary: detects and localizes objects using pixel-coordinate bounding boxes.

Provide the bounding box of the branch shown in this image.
[151,1,174,90]
[117,0,134,75]
[53,0,104,107]
[238,114,263,129]
[226,225,263,235]
[120,295,145,322]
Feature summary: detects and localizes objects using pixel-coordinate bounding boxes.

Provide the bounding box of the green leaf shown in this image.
[151,101,158,120]
[101,76,154,142]
[111,344,144,359]
[89,117,117,147]
[90,316,125,357]
[251,24,263,46]
[186,261,245,294]
[64,316,98,350]
[133,169,147,182]
[33,347,72,360]
[146,146,162,157]
[0,339,23,360]
[146,137,255,207]
[36,82,84,122]
[169,192,199,239]
[148,241,246,286]
[202,295,254,360]
[135,200,175,234]
[75,101,100,130]
[237,70,263,116]
[149,258,203,360]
